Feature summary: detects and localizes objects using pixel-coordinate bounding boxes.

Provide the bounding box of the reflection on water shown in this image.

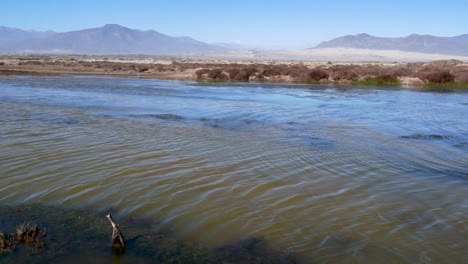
[1,76,467,262]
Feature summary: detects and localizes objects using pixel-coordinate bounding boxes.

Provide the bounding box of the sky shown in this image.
[2,0,468,49]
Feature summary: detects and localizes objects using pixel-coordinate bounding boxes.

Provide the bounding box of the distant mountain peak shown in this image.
[102,24,128,30]
[0,24,224,55]
[356,33,371,37]
[104,23,121,27]
[315,33,468,56]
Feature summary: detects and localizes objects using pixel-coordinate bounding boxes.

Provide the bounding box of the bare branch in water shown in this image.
[106,213,126,248]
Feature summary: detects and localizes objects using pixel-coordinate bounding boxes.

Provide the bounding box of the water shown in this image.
[1,76,467,262]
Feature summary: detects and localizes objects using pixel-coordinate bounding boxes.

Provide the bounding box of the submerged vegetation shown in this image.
[0,222,46,254]
[0,204,297,263]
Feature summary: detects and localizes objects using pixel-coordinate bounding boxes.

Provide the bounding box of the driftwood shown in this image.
[106,213,126,248]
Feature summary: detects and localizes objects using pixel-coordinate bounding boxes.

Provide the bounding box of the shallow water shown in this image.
[1,76,467,262]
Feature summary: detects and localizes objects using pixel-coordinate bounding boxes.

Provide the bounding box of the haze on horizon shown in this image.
[2,0,467,49]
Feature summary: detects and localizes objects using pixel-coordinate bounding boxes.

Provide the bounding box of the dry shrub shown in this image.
[231,66,258,81]
[274,64,311,81]
[450,67,468,82]
[308,68,329,81]
[260,67,281,77]
[284,65,310,78]
[226,68,240,79]
[330,65,358,81]
[366,64,386,76]
[419,69,455,83]
[208,69,228,80]
[138,67,149,73]
[387,64,420,77]
[195,68,211,78]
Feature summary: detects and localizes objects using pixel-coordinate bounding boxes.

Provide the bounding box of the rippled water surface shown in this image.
[1,76,467,262]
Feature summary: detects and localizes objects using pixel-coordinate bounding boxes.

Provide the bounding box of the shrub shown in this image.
[232,70,252,81]
[208,69,228,80]
[422,70,455,83]
[354,74,400,86]
[195,68,211,78]
[226,68,240,79]
[260,68,281,77]
[450,67,468,82]
[308,68,329,81]
[231,67,258,81]
[330,65,358,81]
[284,65,309,78]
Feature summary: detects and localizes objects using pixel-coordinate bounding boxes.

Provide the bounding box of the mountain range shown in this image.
[0,24,467,56]
[0,24,222,54]
[315,33,468,56]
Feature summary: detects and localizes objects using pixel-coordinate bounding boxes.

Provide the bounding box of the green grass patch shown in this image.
[353,76,400,87]
[424,82,468,89]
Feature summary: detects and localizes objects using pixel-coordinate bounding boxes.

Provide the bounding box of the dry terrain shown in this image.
[1,54,467,88]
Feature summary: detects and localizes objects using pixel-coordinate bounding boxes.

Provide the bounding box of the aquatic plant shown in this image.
[0,223,46,255]
[0,232,15,253]
[16,222,46,244]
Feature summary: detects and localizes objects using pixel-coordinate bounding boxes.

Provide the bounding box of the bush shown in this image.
[308,68,329,81]
[450,68,468,82]
[231,67,258,81]
[226,68,240,79]
[207,69,228,80]
[260,68,281,77]
[422,70,455,83]
[354,74,400,86]
[195,68,210,78]
[330,65,358,81]
[284,65,310,78]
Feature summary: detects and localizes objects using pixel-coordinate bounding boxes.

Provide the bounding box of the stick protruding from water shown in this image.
[106,213,126,248]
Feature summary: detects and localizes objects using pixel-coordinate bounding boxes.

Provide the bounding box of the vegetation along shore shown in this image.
[1,55,467,88]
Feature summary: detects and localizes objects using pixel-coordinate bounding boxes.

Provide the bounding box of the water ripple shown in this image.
[1,77,467,262]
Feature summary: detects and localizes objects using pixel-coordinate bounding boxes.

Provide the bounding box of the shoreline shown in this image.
[1,55,468,88]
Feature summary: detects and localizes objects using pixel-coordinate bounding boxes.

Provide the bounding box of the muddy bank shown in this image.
[1,55,467,88]
[0,204,297,264]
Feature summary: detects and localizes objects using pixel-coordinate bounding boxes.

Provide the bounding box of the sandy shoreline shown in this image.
[1,55,467,88]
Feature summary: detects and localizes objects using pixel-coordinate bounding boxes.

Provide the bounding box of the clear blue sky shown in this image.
[2,0,467,49]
